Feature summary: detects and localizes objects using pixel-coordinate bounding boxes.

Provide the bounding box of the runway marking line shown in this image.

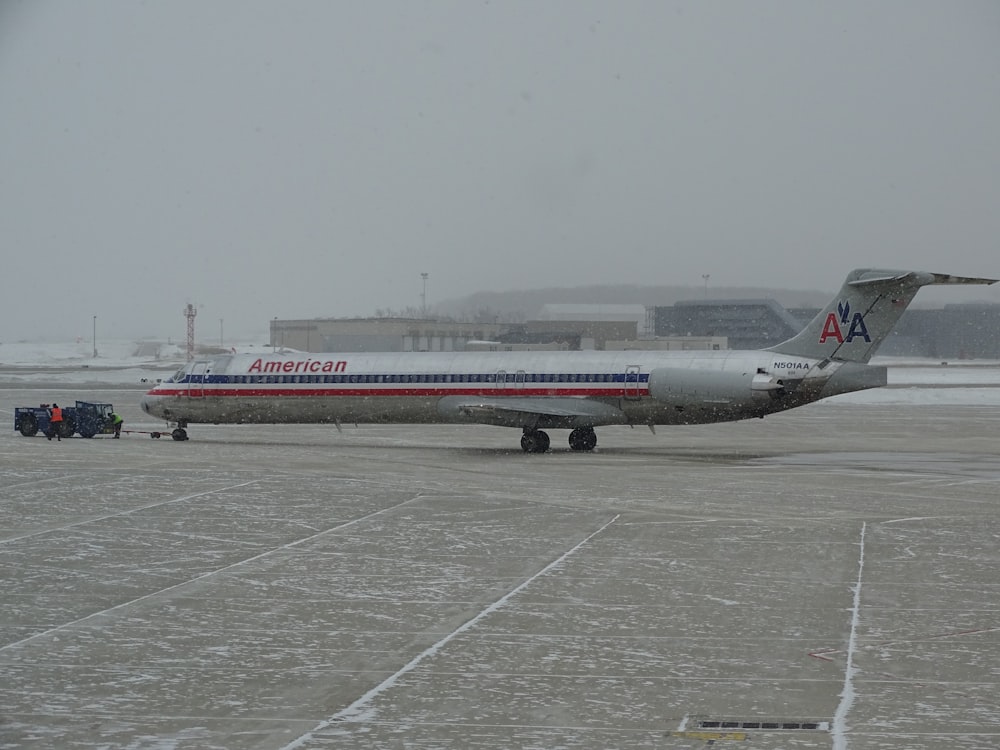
[832,521,865,750]
[0,479,261,544]
[277,514,622,750]
[0,491,426,654]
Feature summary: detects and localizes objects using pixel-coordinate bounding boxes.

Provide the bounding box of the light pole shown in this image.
[219,318,224,348]
[421,272,429,317]
[92,315,97,358]
[702,274,710,299]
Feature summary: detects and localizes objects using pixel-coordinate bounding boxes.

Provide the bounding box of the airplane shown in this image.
[141,268,996,451]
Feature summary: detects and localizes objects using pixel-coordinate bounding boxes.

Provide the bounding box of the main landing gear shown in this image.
[568,426,598,451]
[520,429,551,453]
[520,427,597,453]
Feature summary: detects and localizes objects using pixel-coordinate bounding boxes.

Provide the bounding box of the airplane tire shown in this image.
[171,428,189,441]
[568,427,597,451]
[520,430,550,453]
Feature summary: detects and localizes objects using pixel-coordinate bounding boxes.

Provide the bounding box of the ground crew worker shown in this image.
[48,403,63,441]
[110,411,123,438]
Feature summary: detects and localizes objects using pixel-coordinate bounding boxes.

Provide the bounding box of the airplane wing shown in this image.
[436,395,626,429]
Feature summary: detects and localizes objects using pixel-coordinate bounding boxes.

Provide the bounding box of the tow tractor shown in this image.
[14,401,116,439]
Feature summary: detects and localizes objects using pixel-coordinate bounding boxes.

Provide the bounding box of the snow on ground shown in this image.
[1,341,999,404]
[0,339,175,367]
[826,386,1000,406]
[0,339,276,367]
[0,339,271,386]
[833,356,1000,406]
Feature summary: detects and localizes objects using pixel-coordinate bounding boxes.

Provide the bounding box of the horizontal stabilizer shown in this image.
[848,270,997,288]
[768,268,997,363]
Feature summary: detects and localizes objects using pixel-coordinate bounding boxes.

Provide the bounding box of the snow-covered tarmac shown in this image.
[1,347,999,748]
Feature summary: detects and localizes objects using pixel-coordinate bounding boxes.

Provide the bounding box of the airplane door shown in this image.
[514,370,526,390]
[624,365,641,400]
[495,370,506,391]
[187,361,208,398]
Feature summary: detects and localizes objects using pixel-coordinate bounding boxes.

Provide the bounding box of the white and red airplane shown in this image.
[141,269,995,451]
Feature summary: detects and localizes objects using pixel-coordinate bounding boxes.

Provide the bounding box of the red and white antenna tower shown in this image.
[184,303,198,361]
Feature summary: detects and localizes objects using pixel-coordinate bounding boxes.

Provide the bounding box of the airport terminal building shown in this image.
[270,302,1000,359]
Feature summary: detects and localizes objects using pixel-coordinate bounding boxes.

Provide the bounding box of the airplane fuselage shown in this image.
[141,349,880,431]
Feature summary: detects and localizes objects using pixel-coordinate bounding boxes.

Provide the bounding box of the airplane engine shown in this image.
[647,367,765,407]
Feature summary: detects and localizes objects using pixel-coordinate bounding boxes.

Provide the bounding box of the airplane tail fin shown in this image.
[766,269,997,363]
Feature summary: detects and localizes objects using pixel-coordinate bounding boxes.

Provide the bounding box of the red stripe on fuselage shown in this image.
[147,386,647,398]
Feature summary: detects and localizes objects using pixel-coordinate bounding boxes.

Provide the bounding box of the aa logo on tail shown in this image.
[819,300,871,344]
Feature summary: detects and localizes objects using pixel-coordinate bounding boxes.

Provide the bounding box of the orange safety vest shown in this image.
[50,406,63,422]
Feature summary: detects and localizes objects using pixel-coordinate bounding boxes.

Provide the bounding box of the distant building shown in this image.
[270,301,1000,358]
[604,337,726,351]
[653,299,1000,358]
[653,299,803,350]
[271,313,647,353]
[270,319,505,353]
[537,304,648,331]
[891,305,1000,359]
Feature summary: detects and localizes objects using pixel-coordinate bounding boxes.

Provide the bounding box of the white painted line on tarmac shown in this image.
[278,514,622,750]
[832,521,866,750]
[0,480,261,544]
[0,492,426,653]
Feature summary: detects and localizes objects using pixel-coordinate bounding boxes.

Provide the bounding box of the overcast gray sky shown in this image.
[2,1,999,343]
